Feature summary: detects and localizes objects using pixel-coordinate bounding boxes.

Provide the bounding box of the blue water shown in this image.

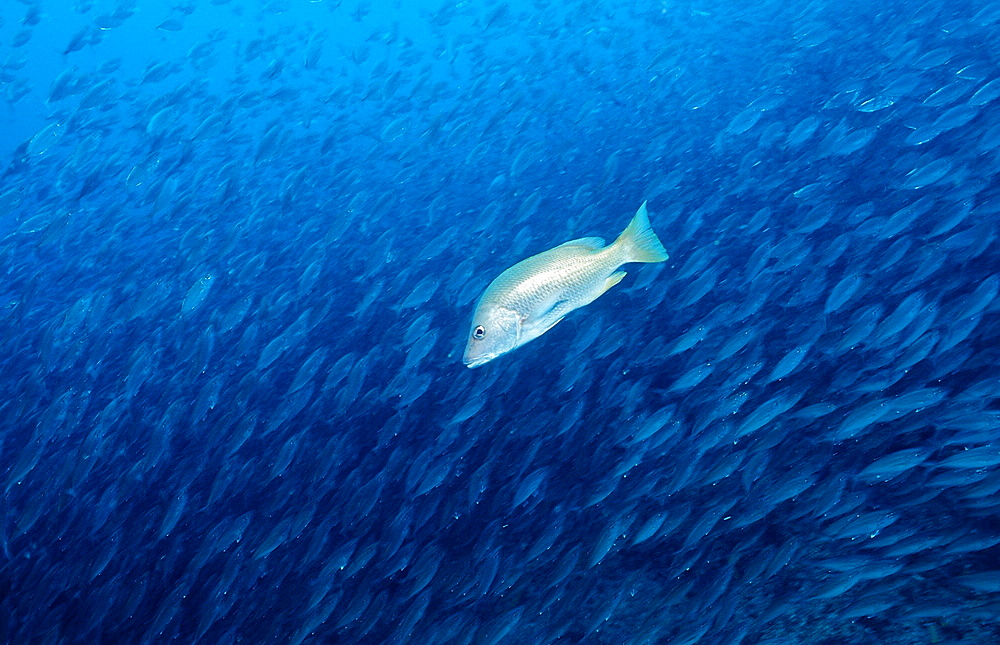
[1,0,999,643]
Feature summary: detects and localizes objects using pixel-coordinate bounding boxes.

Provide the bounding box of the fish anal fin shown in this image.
[600,271,627,295]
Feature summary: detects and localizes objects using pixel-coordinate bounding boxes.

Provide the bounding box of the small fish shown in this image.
[463,202,668,368]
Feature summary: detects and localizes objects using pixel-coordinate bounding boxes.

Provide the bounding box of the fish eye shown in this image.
[473,325,486,340]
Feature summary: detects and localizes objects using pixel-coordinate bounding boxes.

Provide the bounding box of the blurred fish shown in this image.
[463,202,668,368]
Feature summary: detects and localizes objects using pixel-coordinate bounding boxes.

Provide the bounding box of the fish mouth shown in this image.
[463,352,494,368]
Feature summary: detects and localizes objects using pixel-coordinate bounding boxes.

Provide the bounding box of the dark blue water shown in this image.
[1,0,999,643]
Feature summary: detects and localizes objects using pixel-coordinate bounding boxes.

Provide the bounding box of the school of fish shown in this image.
[0,0,998,644]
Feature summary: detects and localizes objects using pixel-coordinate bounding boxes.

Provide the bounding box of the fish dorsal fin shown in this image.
[556,236,605,250]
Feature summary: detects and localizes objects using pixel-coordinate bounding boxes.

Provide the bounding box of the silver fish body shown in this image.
[463,202,668,368]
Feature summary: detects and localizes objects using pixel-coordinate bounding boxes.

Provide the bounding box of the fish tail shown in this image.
[614,201,669,263]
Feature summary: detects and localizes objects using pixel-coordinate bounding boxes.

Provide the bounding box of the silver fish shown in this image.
[463,201,669,368]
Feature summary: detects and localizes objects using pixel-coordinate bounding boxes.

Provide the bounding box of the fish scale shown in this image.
[496,246,611,317]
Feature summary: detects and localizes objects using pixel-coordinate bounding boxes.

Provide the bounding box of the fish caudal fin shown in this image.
[614,201,669,263]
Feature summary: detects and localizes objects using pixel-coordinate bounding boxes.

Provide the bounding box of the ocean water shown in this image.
[1,0,999,643]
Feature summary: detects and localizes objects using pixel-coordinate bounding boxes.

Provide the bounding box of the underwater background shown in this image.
[1,0,1000,643]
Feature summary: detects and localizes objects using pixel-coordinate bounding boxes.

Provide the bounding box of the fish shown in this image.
[462,202,668,368]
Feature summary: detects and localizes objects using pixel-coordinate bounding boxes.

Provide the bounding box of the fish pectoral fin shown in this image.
[534,299,570,324]
[524,297,571,340]
[600,271,627,295]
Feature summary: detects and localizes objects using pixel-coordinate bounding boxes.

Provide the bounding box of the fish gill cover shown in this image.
[0,0,998,643]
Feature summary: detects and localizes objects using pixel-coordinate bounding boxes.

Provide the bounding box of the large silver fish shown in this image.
[463,201,669,368]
